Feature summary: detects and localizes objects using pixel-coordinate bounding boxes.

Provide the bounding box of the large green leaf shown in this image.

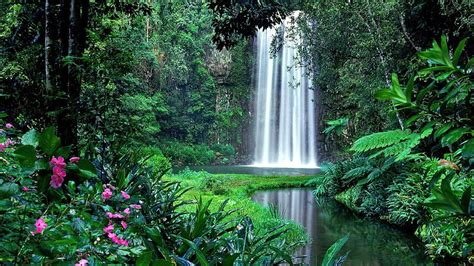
[21,129,39,147]
[434,123,453,139]
[136,251,153,266]
[322,235,349,266]
[0,182,19,199]
[39,127,60,156]
[461,139,474,159]
[14,145,37,168]
[452,37,467,66]
[441,128,468,146]
[76,159,97,179]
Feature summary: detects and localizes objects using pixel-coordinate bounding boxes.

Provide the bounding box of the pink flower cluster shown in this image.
[50,156,67,188]
[49,156,80,188]
[101,185,140,247]
[102,185,130,201]
[31,218,47,235]
[0,138,14,152]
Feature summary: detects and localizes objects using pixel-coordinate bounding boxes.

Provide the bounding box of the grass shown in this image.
[163,169,316,250]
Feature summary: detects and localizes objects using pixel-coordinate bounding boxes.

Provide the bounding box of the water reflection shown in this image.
[252,188,432,265]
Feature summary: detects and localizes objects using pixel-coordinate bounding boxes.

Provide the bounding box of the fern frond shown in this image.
[351,130,412,153]
[342,166,372,184]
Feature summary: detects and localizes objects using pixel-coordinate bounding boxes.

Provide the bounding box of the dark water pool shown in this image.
[174,165,321,176]
[252,188,432,265]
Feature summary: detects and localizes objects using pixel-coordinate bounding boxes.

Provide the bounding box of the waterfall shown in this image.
[253,15,317,168]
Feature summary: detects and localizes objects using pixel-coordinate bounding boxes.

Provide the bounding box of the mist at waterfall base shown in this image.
[252,14,318,169]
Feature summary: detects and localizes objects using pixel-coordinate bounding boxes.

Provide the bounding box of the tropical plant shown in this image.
[376,36,473,165]
[321,235,349,266]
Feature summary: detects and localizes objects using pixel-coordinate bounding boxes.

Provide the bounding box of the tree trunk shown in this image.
[56,0,89,149]
[44,0,52,92]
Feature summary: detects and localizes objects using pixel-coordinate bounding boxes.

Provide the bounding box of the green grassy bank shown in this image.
[163,169,314,248]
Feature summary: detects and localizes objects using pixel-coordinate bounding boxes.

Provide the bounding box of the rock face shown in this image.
[205,48,232,84]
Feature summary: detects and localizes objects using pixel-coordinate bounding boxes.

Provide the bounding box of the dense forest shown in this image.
[0,0,473,265]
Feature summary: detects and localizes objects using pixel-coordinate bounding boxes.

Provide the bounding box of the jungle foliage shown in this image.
[310,36,473,262]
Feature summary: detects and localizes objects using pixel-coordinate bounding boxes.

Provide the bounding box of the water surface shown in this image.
[252,188,431,265]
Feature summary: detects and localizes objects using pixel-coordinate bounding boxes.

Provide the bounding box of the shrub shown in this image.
[160,141,215,166]
[139,146,172,174]
[200,175,229,195]
[0,124,300,264]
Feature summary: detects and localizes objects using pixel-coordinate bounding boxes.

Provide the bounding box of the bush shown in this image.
[0,125,299,265]
[139,146,171,174]
[200,175,229,195]
[160,141,215,166]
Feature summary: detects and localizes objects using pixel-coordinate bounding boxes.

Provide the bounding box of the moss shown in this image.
[164,172,315,249]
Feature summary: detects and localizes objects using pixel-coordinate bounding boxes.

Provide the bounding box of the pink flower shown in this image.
[108,232,118,242]
[5,123,13,129]
[106,212,124,219]
[121,221,127,229]
[130,204,141,210]
[50,174,64,188]
[107,232,128,246]
[22,186,29,192]
[53,166,67,178]
[0,143,5,152]
[102,188,112,200]
[50,156,66,168]
[121,191,130,200]
[5,138,14,147]
[75,259,88,266]
[103,223,114,233]
[69,157,80,163]
[118,239,129,246]
[123,208,130,215]
[31,218,47,235]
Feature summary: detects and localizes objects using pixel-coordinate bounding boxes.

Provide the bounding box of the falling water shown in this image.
[253,15,317,168]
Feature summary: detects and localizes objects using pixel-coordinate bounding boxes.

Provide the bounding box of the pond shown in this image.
[175,165,321,176]
[252,188,432,265]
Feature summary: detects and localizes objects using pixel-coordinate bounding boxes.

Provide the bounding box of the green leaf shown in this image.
[55,146,71,158]
[39,127,60,156]
[76,159,97,179]
[417,66,454,77]
[0,182,19,199]
[175,236,210,266]
[405,76,415,103]
[136,251,153,266]
[375,88,395,101]
[322,235,349,266]
[434,123,453,139]
[452,38,467,66]
[441,128,468,146]
[461,139,474,159]
[14,145,37,168]
[440,177,462,213]
[21,129,39,147]
[404,114,422,127]
[440,35,452,67]
[151,260,175,266]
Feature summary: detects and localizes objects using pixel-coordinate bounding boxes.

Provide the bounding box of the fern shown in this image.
[352,128,433,161]
[342,165,372,184]
[351,130,413,153]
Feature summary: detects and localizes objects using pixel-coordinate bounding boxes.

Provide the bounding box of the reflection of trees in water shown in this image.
[313,196,429,265]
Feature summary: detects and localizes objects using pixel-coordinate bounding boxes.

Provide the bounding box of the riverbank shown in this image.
[163,169,314,249]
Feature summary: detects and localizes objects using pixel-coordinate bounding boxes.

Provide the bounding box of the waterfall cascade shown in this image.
[253,14,317,168]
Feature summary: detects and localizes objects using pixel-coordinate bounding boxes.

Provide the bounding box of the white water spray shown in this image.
[253,14,317,168]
